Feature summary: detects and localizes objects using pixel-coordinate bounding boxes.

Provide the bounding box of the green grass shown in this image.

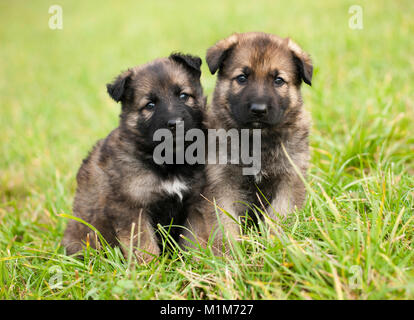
[0,0,413,300]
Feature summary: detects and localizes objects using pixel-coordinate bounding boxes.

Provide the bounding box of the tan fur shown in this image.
[182,32,313,254]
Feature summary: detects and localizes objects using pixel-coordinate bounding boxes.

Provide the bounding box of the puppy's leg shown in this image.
[116,210,160,264]
[62,212,116,256]
[62,220,91,256]
[206,195,244,256]
[180,205,209,250]
[268,174,306,219]
[181,193,242,256]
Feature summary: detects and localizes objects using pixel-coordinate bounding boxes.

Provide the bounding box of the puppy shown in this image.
[62,53,206,262]
[182,32,312,253]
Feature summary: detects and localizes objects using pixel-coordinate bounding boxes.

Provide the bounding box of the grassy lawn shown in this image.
[0,0,413,300]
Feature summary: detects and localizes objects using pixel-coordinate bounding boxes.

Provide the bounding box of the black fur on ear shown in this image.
[106,69,133,102]
[292,55,313,86]
[206,34,239,75]
[169,52,202,78]
[287,38,313,86]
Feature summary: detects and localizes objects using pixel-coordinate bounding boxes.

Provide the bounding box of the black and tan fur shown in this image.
[181,32,313,254]
[62,53,206,262]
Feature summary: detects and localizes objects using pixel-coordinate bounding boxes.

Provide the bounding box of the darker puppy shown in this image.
[62,53,206,262]
[182,32,313,253]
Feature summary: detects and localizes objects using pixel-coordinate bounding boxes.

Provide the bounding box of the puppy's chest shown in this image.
[148,177,191,231]
[242,173,275,206]
[160,178,190,201]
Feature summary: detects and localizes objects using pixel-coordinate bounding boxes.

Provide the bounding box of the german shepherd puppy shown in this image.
[62,53,206,262]
[181,32,312,253]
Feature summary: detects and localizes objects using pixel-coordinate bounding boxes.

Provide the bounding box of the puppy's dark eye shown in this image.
[274,77,285,87]
[145,102,155,110]
[236,74,248,84]
[179,93,190,102]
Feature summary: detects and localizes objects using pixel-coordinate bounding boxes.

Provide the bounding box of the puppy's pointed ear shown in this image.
[287,38,313,86]
[170,53,202,78]
[206,34,239,75]
[106,69,133,102]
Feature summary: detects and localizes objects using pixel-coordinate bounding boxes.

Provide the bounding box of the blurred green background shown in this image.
[0,0,412,196]
[0,0,413,299]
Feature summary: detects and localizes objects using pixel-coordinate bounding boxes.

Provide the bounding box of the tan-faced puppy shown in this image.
[62,53,206,263]
[181,32,312,254]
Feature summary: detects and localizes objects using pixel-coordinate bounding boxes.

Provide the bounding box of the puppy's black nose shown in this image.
[167,117,183,128]
[250,103,267,116]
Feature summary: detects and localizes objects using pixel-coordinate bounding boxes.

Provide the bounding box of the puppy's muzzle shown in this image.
[167,117,184,129]
[249,103,268,116]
